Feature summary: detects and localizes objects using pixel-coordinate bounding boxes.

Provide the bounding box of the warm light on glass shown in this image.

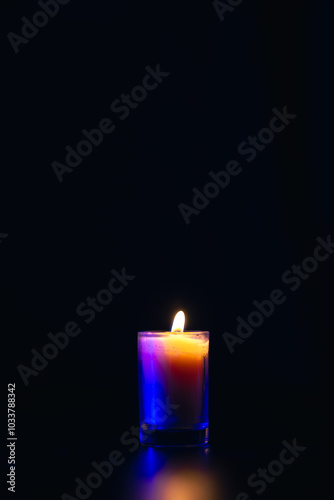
[171,310,185,332]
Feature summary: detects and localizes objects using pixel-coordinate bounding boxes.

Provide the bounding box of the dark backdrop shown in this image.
[1,1,333,499]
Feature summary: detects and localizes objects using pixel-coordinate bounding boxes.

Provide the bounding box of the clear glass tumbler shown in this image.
[138,331,209,446]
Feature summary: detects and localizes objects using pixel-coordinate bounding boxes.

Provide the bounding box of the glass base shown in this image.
[140,426,209,447]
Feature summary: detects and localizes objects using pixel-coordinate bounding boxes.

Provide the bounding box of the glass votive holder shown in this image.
[138,330,209,446]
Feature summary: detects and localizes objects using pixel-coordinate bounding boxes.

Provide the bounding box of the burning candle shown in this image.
[138,311,209,446]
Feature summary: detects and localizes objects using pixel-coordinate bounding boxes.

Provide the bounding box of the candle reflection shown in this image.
[124,446,233,500]
[140,464,220,500]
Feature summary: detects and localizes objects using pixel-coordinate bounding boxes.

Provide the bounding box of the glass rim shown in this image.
[138,330,209,335]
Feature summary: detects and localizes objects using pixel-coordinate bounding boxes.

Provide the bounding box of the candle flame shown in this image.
[171,311,185,332]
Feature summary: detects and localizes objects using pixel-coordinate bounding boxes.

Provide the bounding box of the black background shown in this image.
[1,1,333,499]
